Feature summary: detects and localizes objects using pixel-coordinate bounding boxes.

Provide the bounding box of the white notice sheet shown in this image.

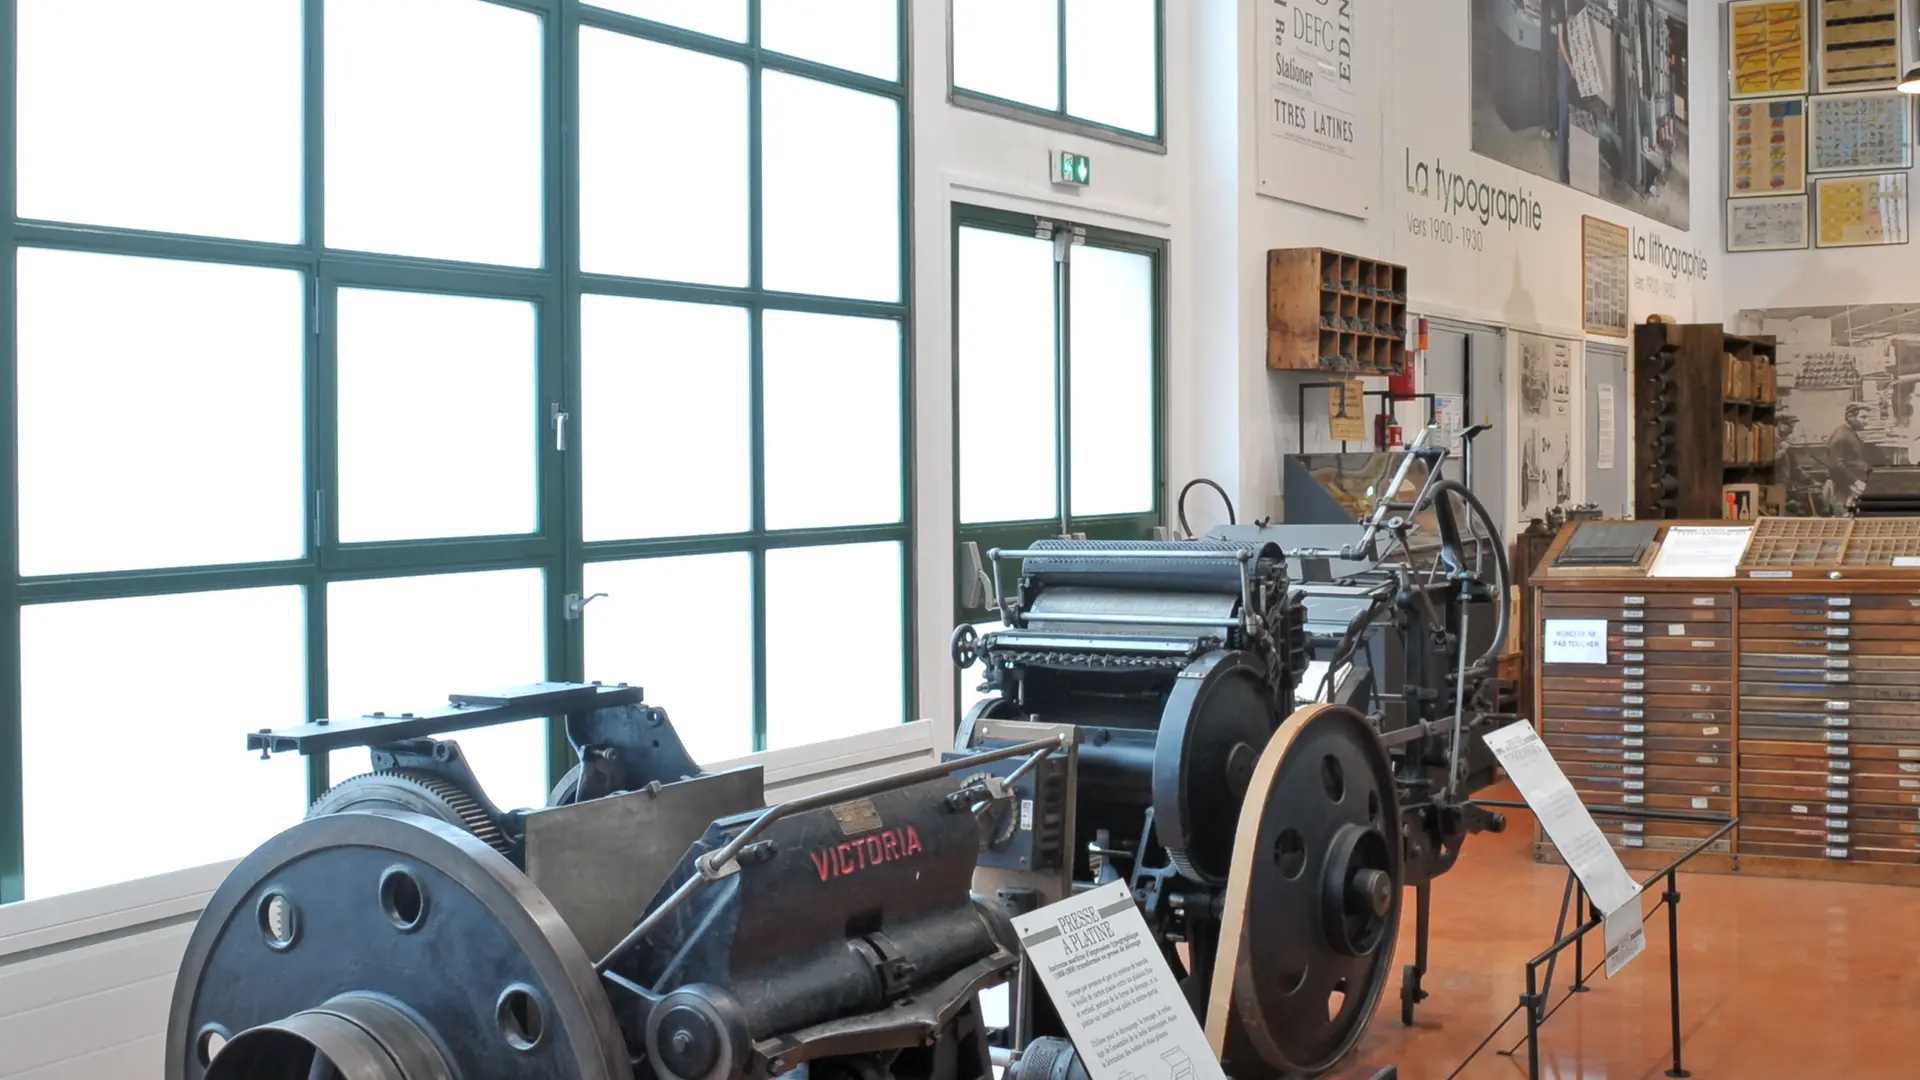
[1480,723,1641,916]
[1011,880,1228,1080]
[1603,899,1647,978]
[1596,384,1616,470]
[1648,526,1752,578]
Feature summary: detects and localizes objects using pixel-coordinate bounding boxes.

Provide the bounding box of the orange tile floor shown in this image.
[1331,788,1920,1079]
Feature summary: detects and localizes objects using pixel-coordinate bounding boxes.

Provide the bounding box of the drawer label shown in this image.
[1751,570,1794,578]
[1827,658,1851,670]
[1829,833,1850,845]
[1829,643,1851,653]
[1830,774,1851,786]
[1827,627,1850,638]
[1900,763,1920,773]
[1624,794,1646,804]
[1625,638,1645,648]
[1827,789,1848,800]
[1695,755,1722,765]
[1624,836,1646,848]
[1625,653,1645,662]
[1791,803,1810,814]
[1692,640,1716,648]
[1692,796,1710,809]
[1625,751,1645,760]
[1669,624,1687,636]
[1826,731,1850,742]
[1624,765,1645,775]
[1690,683,1713,693]
[1901,749,1920,760]
[1624,596,1645,605]
[1624,821,1645,832]
[1623,609,1645,619]
[1625,667,1646,676]
[1827,717,1850,729]
[1828,818,1848,829]
[1702,726,1722,736]
[1828,745,1850,757]
[1692,597,1717,607]
[1623,680,1645,691]
[1829,759,1850,771]
[1826,673,1850,684]
[1623,624,1645,634]
[1624,709,1645,719]
[1828,700,1851,711]
[1901,780,1920,790]
[1829,597,1851,607]
[1624,780,1645,791]
[1622,695,1645,705]
[1827,847,1849,859]
[1830,610,1851,622]
[1624,724,1645,734]
[1827,803,1848,815]
[1692,712,1718,721]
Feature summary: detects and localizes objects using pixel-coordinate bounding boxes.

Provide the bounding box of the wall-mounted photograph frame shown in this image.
[1814,172,1909,247]
[1816,0,1905,91]
[1581,215,1630,338]
[1808,90,1914,173]
[1727,193,1812,251]
[1729,97,1809,196]
[1730,0,1810,99]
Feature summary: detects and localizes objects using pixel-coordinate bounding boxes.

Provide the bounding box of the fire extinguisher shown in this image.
[1375,410,1402,451]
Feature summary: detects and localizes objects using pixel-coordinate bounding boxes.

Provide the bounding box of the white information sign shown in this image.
[1012,880,1229,1080]
[1480,723,1642,917]
[1649,526,1753,578]
[1256,0,1377,218]
[1603,900,1647,978]
[1543,619,1608,665]
[1595,383,1616,470]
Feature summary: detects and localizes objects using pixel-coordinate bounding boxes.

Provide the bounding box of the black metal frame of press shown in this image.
[1444,801,1737,1080]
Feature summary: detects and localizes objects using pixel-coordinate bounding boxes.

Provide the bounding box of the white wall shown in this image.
[1211,0,1728,514]
[909,0,1198,736]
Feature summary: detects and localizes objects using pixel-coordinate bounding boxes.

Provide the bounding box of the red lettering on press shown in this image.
[809,826,927,883]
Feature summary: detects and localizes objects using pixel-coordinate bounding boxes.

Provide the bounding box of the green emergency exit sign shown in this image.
[1055,150,1091,186]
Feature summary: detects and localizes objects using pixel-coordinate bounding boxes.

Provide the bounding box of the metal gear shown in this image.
[307,769,510,856]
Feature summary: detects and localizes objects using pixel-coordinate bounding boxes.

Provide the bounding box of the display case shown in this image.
[1529,516,1920,886]
[1283,452,1444,556]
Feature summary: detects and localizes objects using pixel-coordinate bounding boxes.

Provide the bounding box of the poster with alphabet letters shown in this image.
[1257,0,1377,219]
[1727,194,1811,252]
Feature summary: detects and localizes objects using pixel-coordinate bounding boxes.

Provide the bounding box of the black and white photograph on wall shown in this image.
[1470,0,1692,230]
[1516,332,1575,523]
[1735,304,1920,515]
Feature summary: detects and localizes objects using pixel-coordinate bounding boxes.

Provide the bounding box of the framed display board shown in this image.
[1727,194,1811,251]
[1814,172,1909,247]
[1816,0,1904,91]
[1729,97,1808,196]
[1729,1,1810,98]
[1807,91,1914,173]
[1581,216,1630,338]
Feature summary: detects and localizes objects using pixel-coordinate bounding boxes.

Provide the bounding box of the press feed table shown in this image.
[1530,517,1920,885]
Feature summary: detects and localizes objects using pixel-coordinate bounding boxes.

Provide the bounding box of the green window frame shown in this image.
[951,205,1166,631]
[947,0,1167,151]
[0,0,910,905]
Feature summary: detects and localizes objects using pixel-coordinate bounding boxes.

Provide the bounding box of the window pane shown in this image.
[337,289,538,543]
[762,74,900,302]
[1069,246,1155,516]
[952,0,1059,110]
[763,311,902,530]
[328,569,549,813]
[21,587,306,900]
[16,249,304,576]
[766,542,903,749]
[582,296,750,541]
[326,0,543,266]
[580,30,747,285]
[957,228,1057,524]
[762,0,899,81]
[1064,0,1158,135]
[585,554,753,764]
[17,0,302,242]
[586,0,745,40]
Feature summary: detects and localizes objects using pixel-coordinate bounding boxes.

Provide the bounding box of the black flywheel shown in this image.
[1203,703,1403,1078]
[1152,650,1276,886]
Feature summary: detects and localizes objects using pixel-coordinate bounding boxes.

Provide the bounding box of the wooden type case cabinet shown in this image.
[1531,519,1920,885]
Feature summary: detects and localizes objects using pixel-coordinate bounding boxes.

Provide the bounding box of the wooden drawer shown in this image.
[1742,811,1856,834]
[1848,845,1920,866]
[1547,717,1731,743]
[1551,745,1731,769]
[1741,607,1856,623]
[1741,623,1913,641]
[1745,779,1852,803]
[1740,593,1858,610]
[1543,691,1733,710]
[1545,731,1734,755]
[1605,635,1731,653]
[1574,790,1731,813]
[1572,775,1730,799]
[1542,592,1731,611]
[1539,705,1733,727]
[1740,638,1870,657]
[1842,785,1920,810]
[1825,815,1920,838]
[1539,675,1732,695]
[1745,822,1852,846]
[1743,751,1856,774]
[1742,839,1852,861]
[1741,796,1854,820]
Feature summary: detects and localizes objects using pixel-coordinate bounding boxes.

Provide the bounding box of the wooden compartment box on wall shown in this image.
[1267,247,1408,374]
[1529,517,1920,886]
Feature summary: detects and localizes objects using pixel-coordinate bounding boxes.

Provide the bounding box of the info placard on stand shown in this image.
[1481,723,1644,977]
[1011,879,1228,1080]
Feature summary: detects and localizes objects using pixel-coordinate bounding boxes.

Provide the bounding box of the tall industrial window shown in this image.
[1,0,908,904]
[950,0,1163,145]
[952,207,1164,713]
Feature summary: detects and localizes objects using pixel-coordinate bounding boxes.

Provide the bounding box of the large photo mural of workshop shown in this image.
[1735,304,1920,515]
[1470,0,1692,230]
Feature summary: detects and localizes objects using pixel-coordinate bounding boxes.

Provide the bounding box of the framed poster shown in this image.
[1581,216,1630,338]
[1727,194,1812,251]
[1729,1,1810,98]
[1807,91,1914,173]
[1817,0,1904,91]
[1255,0,1377,218]
[1729,97,1808,197]
[1814,172,1909,247]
